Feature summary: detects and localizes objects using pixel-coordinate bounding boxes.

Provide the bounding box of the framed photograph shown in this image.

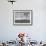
[13,10,32,25]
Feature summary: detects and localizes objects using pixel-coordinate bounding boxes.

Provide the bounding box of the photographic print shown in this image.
[13,10,32,25]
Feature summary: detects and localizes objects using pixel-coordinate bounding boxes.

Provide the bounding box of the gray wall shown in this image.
[0,0,46,41]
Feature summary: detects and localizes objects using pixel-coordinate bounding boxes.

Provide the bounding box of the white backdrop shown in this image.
[0,0,46,42]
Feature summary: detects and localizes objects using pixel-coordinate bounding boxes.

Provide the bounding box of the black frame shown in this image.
[13,10,33,26]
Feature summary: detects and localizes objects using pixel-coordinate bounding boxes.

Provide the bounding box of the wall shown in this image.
[0,0,46,42]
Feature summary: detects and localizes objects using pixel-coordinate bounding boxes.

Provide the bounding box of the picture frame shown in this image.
[13,10,33,25]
